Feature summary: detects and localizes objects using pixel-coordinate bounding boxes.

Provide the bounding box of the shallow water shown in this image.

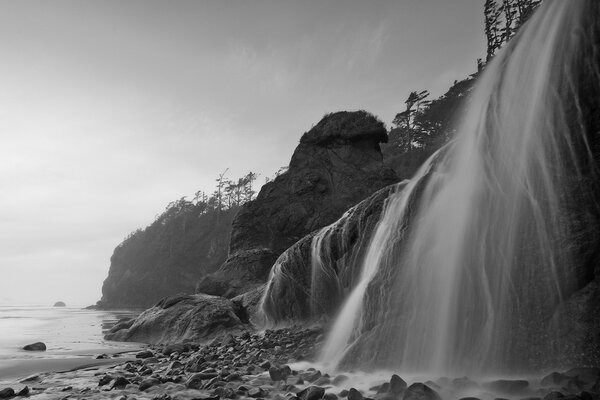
[0,305,141,362]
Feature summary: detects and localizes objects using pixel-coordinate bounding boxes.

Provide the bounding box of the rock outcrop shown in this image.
[105,294,247,344]
[98,206,238,308]
[260,184,402,323]
[197,111,397,298]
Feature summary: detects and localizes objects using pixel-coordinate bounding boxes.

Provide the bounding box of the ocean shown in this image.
[0,305,142,382]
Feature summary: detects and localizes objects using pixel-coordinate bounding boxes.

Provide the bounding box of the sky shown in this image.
[0,0,485,307]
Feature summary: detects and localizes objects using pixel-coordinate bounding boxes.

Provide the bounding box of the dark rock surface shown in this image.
[197,111,397,299]
[104,294,247,344]
[98,206,239,308]
[53,301,66,307]
[261,183,402,323]
[22,342,46,351]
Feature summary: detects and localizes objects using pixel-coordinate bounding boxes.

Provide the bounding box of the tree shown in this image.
[484,0,543,62]
[391,90,430,151]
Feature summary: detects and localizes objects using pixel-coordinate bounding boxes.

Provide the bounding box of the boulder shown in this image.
[53,301,66,307]
[197,111,397,299]
[402,383,441,400]
[104,294,247,344]
[22,342,46,351]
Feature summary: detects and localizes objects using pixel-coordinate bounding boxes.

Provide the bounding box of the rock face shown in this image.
[99,206,239,308]
[260,184,402,323]
[197,111,397,298]
[105,294,247,344]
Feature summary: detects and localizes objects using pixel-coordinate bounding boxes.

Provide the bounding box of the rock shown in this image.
[16,386,29,396]
[260,360,272,370]
[348,388,364,400]
[325,394,339,400]
[139,378,161,391]
[261,184,399,323]
[98,375,112,386]
[402,383,441,400]
[390,375,408,394]
[111,377,130,389]
[269,365,292,382]
[197,111,397,299]
[0,388,14,399]
[136,350,154,359]
[298,386,326,400]
[248,387,268,398]
[22,342,46,351]
[543,392,565,400]
[104,294,246,344]
[53,301,66,307]
[483,380,529,395]
[186,372,217,389]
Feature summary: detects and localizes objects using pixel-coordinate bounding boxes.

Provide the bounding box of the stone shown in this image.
[111,377,130,389]
[348,388,364,400]
[325,394,339,400]
[16,386,29,396]
[248,387,268,398]
[298,386,326,400]
[98,375,112,386]
[390,375,408,394]
[104,294,246,344]
[139,378,161,391]
[543,392,565,400]
[402,383,441,400]
[22,342,46,351]
[53,301,66,307]
[136,350,154,359]
[0,388,14,399]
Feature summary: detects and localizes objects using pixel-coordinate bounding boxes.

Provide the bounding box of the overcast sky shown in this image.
[0,0,484,307]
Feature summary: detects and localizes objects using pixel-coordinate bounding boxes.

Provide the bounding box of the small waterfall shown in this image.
[320,0,599,375]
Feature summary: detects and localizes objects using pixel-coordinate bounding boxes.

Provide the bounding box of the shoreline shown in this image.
[0,327,598,400]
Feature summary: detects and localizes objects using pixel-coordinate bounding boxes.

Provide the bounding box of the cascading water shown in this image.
[318,0,599,375]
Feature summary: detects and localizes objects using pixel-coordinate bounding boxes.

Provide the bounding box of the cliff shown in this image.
[196,110,397,298]
[98,204,238,308]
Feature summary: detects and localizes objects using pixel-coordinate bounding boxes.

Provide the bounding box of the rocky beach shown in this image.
[1,326,600,400]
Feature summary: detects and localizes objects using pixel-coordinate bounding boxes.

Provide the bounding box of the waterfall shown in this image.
[320,0,598,375]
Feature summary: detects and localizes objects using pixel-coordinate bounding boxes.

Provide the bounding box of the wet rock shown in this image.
[16,386,29,397]
[402,383,441,400]
[348,388,364,400]
[340,390,350,397]
[53,301,66,307]
[306,371,323,383]
[136,350,154,359]
[105,294,246,344]
[111,376,130,389]
[458,397,482,400]
[22,342,46,351]
[248,387,268,398]
[269,365,292,381]
[98,375,112,386]
[484,380,529,395]
[298,386,326,400]
[390,375,408,394]
[214,387,237,399]
[325,394,339,400]
[186,372,218,389]
[96,353,108,359]
[19,375,39,383]
[543,392,565,400]
[139,378,161,391]
[0,388,14,399]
